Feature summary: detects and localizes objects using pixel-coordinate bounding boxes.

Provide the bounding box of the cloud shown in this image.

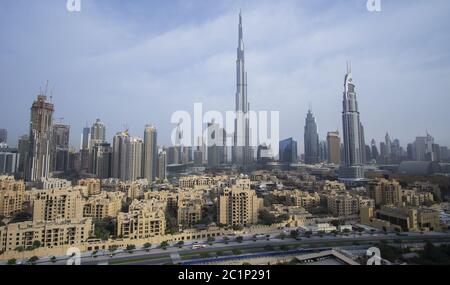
[0,0,449,152]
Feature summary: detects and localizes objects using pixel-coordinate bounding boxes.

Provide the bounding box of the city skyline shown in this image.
[1,1,450,151]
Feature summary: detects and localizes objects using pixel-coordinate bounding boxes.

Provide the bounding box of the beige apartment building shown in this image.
[0,176,25,217]
[368,178,401,206]
[29,188,84,222]
[217,179,261,226]
[78,178,101,197]
[83,191,124,219]
[177,198,203,227]
[116,200,165,239]
[327,193,360,217]
[400,189,434,207]
[0,218,93,252]
[179,175,226,190]
[271,190,321,210]
[360,205,440,232]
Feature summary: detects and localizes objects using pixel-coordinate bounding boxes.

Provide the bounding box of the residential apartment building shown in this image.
[29,188,84,222]
[0,218,93,252]
[0,176,25,217]
[83,191,124,219]
[217,179,261,226]
[368,178,401,206]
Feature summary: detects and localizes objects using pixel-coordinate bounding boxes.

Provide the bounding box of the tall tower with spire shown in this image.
[233,11,252,167]
[339,62,365,183]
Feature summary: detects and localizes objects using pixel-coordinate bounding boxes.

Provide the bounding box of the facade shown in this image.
[304,110,320,164]
[0,218,93,252]
[279,138,298,164]
[327,131,341,165]
[157,150,167,180]
[143,125,158,182]
[112,130,129,179]
[362,205,440,232]
[90,142,112,179]
[368,178,402,206]
[177,197,203,228]
[117,200,166,239]
[233,12,252,168]
[217,179,261,226]
[0,146,19,175]
[26,95,54,182]
[340,65,365,182]
[90,119,106,146]
[78,179,101,197]
[0,176,25,217]
[29,188,84,222]
[326,193,360,217]
[83,191,124,219]
[51,123,70,172]
[39,177,72,189]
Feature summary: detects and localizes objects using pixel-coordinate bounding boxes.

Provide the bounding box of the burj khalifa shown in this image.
[233,12,252,167]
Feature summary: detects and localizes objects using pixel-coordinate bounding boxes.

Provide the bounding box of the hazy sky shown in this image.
[1,0,449,152]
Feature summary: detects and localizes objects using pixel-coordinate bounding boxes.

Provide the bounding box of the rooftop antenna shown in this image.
[308,102,312,113]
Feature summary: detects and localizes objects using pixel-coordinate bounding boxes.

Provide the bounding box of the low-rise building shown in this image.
[0,218,93,252]
[78,179,101,197]
[368,178,401,206]
[116,200,165,239]
[29,188,84,222]
[83,191,124,219]
[0,176,25,217]
[360,205,440,232]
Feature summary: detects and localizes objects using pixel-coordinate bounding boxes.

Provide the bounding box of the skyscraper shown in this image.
[0,129,7,144]
[90,119,106,146]
[81,126,91,150]
[233,12,252,167]
[157,150,167,180]
[112,130,129,179]
[143,124,158,181]
[90,142,112,179]
[279,138,298,164]
[304,109,319,164]
[339,64,365,182]
[51,123,70,172]
[327,131,341,165]
[25,94,54,182]
[113,132,144,182]
[123,137,143,182]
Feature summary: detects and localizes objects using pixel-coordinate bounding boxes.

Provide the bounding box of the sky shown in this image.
[1,0,450,152]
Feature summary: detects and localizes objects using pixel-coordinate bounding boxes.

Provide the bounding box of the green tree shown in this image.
[207,237,215,245]
[50,256,57,263]
[223,236,230,244]
[143,243,152,251]
[177,241,184,248]
[7,259,16,265]
[32,240,41,249]
[258,209,276,225]
[232,249,242,255]
[235,236,244,243]
[11,212,32,223]
[28,256,39,265]
[160,241,169,249]
[93,218,117,240]
[126,244,136,253]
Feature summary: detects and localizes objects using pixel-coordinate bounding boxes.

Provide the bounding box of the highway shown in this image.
[11,230,449,265]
